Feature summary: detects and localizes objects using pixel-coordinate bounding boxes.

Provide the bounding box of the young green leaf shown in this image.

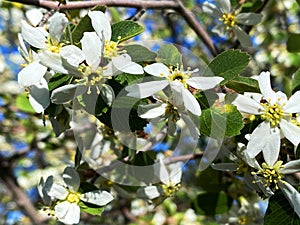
[111,20,144,42]
[156,44,183,66]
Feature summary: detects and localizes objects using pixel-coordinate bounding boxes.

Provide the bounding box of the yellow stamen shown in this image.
[220,13,236,29]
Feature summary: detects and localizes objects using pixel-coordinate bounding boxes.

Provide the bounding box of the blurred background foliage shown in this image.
[0,0,300,224]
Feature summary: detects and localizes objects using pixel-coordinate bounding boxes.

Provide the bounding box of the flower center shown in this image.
[236,161,249,175]
[260,103,285,127]
[168,65,191,88]
[220,13,236,29]
[253,161,284,190]
[66,191,81,204]
[238,216,247,225]
[165,103,180,122]
[78,65,104,94]
[104,37,122,58]
[162,183,181,197]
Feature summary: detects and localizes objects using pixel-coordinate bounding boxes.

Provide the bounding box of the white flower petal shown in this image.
[279,182,300,218]
[199,138,222,171]
[63,167,80,192]
[246,122,273,158]
[202,1,222,17]
[211,163,238,172]
[39,51,82,76]
[38,176,53,205]
[262,127,280,166]
[49,12,68,45]
[51,84,86,104]
[48,183,68,200]
[257,71,277,100]
[181,113,200,139]
[232,94,264,115]
[80,32,102,68]
[232,26,252,47]
[28,78,50,113]
[216,0,231,13]
[187,76,223,90]
[60,45,85,67]
[126,80,169,98]
[281,159,300,174]
[280,119,300,146]
[112,54,144,74]
[138,103,167,119]
[144,63,169,77]
[136,186,162,200]
[18,61,47,88]
[25,8,44,27]
[88,11,111,41]
[235,13,262,25]
[169,162,182,185]
[176,84,201,116]
[155,158,170,185]
[18,33,29,59]
[21,20,47,49]
[284,91,300,113]
[80,190,114,206]
[55,202,80,225]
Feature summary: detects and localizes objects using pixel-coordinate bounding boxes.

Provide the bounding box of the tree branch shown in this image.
[8,0,218,56]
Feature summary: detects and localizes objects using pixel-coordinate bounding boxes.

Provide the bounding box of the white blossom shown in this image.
[126,63,223,116]
[45,167,114,224]
[232,71,300,163]
[202,0,262,47]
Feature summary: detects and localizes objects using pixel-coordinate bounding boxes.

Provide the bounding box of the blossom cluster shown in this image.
[15,3,300,224]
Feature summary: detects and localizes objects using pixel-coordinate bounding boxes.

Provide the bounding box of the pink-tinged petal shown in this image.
[18,61,47,88]
[80,32,102,68]
[257,71,277,101]
[281,159,300,174]
[80,190,113,206]
[63,167,80,192]
[186,76,223,90]
[262,127,280,166]
[279,182,300,218]
[125,80,169,98]
[88,11,111,41]
[246,122,272,158]
[284,91,300,113]
[136,186,162,200]
[144,63,169,77]
[55,202,80,225]
[232,94,264,115]
[280,119,300,146]
[48,183,68,200]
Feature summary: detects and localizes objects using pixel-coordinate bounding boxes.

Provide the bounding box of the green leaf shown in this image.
[79,201,105,216]
[16,93,35,113]
[48,73,72,91]
[111,20,144,42]
[71,14,94,46]
[115,73,144,85]
[122,44,157,62]
[199,103,244,138]
[264,190,300,225]
[156,44,183,66]
[204,49,250,84]
[292,68,300,94]
[49,107,71,136]
[225,76,260,93]
[192,191,232,216]
[287,33,300,53]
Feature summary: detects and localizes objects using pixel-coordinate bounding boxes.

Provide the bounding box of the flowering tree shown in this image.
[0,0,300,224]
